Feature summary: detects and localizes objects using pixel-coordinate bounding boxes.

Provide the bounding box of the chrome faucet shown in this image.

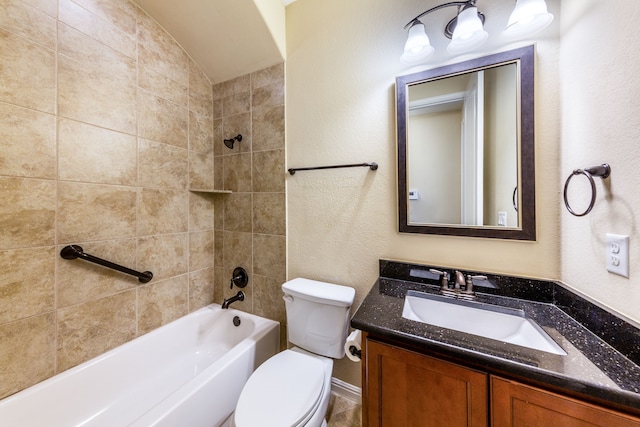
[222,291,245,309]
[454,271,466,291]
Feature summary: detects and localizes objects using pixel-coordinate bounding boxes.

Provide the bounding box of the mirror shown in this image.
[397,45,535,240]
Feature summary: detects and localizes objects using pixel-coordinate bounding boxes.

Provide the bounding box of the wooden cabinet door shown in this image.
[491,376,640,427]
[365,339,488,427]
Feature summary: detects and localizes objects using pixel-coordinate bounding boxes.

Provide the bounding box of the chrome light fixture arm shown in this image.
[403,0,478,34]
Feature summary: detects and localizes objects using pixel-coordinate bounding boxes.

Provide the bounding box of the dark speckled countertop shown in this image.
[351,260,640,412]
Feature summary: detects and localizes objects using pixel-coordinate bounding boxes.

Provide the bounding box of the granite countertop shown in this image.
[351,260,640,411]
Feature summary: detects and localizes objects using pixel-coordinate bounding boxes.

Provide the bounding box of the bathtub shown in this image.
[0,304,280,427]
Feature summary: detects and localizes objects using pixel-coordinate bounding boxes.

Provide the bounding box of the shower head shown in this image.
[224,134,243,149]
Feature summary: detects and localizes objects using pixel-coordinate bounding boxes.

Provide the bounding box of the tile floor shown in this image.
[326,392,362,427]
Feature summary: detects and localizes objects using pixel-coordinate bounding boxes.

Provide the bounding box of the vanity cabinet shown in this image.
[491,377,640,427]
[364,337,640,427]
[364,339,488,427]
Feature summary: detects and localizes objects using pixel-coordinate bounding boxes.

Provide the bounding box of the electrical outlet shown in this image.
[606,233,629,278]
[498,211,507,227]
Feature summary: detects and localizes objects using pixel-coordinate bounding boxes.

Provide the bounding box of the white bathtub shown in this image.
[0,304,280,427]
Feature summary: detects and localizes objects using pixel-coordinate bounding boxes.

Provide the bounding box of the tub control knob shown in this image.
[230,267,248,289]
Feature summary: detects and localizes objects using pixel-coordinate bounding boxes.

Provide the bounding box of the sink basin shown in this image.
[402,291,566,355]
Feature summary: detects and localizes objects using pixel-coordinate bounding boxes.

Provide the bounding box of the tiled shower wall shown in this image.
[0,0,286,400]
[211,66,287,346]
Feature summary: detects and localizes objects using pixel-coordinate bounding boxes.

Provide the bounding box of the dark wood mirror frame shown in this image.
[397,45,536,240]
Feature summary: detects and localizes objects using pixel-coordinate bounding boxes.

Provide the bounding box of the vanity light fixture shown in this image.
[401,0,553,64]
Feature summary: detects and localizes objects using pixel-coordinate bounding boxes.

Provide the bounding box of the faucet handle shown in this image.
[463,275,487,294]
[429,269,449,290]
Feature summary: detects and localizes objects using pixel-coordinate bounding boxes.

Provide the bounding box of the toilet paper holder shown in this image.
[348,345,362,360]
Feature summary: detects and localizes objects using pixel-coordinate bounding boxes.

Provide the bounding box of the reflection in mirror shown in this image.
[397,45,535,240]
[408,64,517,226]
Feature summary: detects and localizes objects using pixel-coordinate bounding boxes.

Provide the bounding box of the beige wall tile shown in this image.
[0,0,56,48]
[137,90,188,148]
[252,81,285,109]
[188,192,215,231]
[137,10,189,87]
[223,92,250,117]
[58,24,137,134]
[213,119,223,155]
[223,192,252,233]
[212,82,224,101]
[189,151,214,191]
[189,230,214,271]
[0,29,55,113]
[137,188,188,236]
[137,233,188,281]
[59,0,136,59]
[214,156,224,190]
[0,247,55,324]
[213,99,223,121]
[213,197,224,230]
[137,275,188,335]
[0,102,56,179]
[58,118,137,185]
[190,87,213,119]
[251,63,284,90]
[253,275,286,325]
[189,268,215,311]
[57,182,137,243]
[138,139,188,190]
[221,74,251,98]
[0,313,55,400]
[252,105,285,152]
[253,234,286,282]
[222,231,252,273]
[72,0,138,37]
[213,266,225,304]
[57,291,136,372]
[56,239,138,308]
[253,192,286,236]
[214,230,224,267]
[21,0,57,17]
[189,110,214,154]
[0,177,55,249]
[189,59,212,98]
[223,152,252,192]
[253,149,285,192]
[139,64,188,107]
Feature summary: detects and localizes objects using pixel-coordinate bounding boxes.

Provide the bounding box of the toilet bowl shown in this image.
[231,278,355,427]
[233,348,332,427]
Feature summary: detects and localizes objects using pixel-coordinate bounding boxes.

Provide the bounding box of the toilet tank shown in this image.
[282,278,355,358]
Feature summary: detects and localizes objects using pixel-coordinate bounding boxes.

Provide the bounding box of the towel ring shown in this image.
[563,163,610,217]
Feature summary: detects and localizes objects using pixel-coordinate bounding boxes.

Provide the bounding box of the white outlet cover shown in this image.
[606,233,629,278]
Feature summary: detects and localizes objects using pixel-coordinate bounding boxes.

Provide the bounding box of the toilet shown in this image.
[232,278,355,427]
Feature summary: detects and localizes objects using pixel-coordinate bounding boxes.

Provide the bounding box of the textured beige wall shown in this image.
[286,0,561,386]
[0,0,286,400]
[560,1,640,323]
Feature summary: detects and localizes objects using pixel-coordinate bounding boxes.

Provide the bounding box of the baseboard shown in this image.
[330,377,362,405]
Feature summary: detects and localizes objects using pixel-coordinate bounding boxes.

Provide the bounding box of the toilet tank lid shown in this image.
[282,278,355,307]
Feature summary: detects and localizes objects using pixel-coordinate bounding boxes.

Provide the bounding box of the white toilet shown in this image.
[232,278,355,427]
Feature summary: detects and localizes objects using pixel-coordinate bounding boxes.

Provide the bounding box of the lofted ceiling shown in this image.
[132,0,287,84]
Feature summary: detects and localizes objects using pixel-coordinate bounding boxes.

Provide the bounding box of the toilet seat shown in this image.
[234,350,325,427]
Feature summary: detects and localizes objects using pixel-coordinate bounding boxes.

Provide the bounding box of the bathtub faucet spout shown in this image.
[222,291,245,309]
